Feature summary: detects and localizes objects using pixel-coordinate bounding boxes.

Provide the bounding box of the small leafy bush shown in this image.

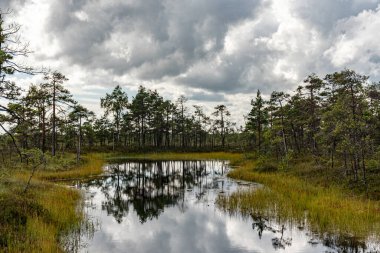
[255,155,278,172]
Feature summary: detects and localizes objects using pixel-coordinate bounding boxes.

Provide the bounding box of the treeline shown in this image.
[245,70,380,185]
[1,79,239,156]
[99,86,238,150]
[1,8,380,188]
[1,10,240,162]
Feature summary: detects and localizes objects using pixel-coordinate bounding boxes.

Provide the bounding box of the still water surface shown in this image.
[66,160,379,253]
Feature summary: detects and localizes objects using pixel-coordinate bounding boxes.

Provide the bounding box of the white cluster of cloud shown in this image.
[2,0,380,125]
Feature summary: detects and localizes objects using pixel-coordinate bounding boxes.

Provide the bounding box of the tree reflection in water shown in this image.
[250,214,292,250]
[82,160,227,224]
[64,160,380,253]
[250,213,375,252]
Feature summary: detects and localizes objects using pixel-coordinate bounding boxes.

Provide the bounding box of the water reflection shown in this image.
[250,214,292,250]
[85,160,228,223]
[248,214,378,253]
[65,160,380,253]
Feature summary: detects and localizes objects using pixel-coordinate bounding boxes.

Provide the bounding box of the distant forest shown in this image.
[1,9,380,187]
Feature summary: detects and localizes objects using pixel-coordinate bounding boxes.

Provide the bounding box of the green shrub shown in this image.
[255,155,278,172]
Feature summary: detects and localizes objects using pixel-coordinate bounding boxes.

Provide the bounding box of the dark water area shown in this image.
[64,160,380,253]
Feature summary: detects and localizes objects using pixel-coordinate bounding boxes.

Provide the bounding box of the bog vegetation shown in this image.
[1,7,380,252]
[2,8,380,193]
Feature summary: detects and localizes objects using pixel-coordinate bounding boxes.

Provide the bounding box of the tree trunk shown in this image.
[52,81,56,156]
[76,116,82,164]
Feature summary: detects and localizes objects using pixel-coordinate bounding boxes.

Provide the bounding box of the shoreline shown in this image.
[1,151,380,252]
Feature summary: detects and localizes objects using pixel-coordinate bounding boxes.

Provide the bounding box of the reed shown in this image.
[217,160,380,240]
[108,152,245,165]
[35,153,105,181]
[0,179,82,252]
[0,153,106,252]
[2,151,380,252]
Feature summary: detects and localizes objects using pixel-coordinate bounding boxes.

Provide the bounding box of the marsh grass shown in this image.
[0,153,105,252]
[217,160,380,241]
[0,180,82,252]
[35,153,106,181]
[108,152,245,166]
[2,151,380,252]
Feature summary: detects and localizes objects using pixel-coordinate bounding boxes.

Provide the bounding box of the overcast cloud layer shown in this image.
[2,0,380,125]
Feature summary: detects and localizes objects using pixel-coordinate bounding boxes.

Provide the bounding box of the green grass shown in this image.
[1,151,380,251]
[103,151,380,239]
[217,159,380,241]
[35,153,106,181]
[0,179,82,252]
[0,151,245,252]
[107,151,245,165]
[285,157,380,200]
[0,153,106,253]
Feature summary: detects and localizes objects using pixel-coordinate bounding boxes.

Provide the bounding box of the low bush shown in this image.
[255,156,278,172]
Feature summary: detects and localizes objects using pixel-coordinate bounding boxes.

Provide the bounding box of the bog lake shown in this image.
[63,160,380,253]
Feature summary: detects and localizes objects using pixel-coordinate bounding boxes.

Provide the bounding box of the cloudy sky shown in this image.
[2,0,380,125]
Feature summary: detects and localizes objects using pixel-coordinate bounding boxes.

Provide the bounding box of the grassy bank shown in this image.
[0,153,105,252]
[35,153,106,181]
[1,151,379,251]
[107,151,245,165]
[1,151,245,252]
[108,151,380,239]
[217,159,380,241]
[0,179,82,252]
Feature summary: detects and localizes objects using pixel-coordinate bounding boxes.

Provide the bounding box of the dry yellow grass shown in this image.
[217,160,380,239]
[109,152,245,164]
[0,153,106,252]
[35,153,105,181]
[0,180,82,253]
[3,151,380,252]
